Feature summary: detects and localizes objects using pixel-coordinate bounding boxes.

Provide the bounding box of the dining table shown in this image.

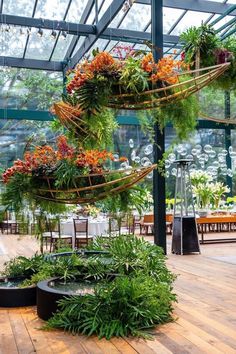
[60,217,109,238]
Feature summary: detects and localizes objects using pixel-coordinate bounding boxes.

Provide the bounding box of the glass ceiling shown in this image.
[0,0,236,67]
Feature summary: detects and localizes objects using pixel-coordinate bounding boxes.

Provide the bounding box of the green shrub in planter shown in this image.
[45,235,176,339]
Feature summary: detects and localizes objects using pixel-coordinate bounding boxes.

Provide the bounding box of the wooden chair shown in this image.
[108,217,121,236]
[47,218,72,252]
[73,218,92,248]
[140,214,154,235]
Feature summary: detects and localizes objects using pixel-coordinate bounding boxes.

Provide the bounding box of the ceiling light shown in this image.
[19,27,25,36]
[37,28,43,37]
[61,31,67,40]
[5,25,11,33]
[50,30,57,39]
[26,27,31,35]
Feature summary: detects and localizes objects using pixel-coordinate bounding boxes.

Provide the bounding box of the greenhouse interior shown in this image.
[1,0,236,352]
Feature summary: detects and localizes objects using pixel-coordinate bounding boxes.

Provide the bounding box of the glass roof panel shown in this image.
[108,7,126,28]
[0,28,27,58]
[71,36,87,57]
[119,4,151,31]
[65,0,90,23]
[209,15,234,31]
[51,34,75,61]
[98,0,113,20]
[34,0,70,21]
[104,40,118,53]
[25,29,56,61]
[163,7,185,34]
[2,0,35,17]
[170,11,212,35]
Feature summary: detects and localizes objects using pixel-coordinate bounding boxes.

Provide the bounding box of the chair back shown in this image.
[143,214,154,223]
[109,218,121,236]
[47,218,60,236]
[73,219,88,237]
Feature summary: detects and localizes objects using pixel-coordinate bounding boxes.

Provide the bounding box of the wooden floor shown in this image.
[1,233,236,353]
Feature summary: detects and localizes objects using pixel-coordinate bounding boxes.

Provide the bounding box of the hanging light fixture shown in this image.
[26,27,32,35]
[5,25,11,33]
[19,27,25,36]
[50,30,57,39]
[37,28,43,37]
[61,31,67,40]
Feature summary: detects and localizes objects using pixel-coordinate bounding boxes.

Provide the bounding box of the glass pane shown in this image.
[104,40,118,53]
[0,67,62,110]
[71,36,87,57]
[25,29,56,61]
[35,0,70,21]
[2,0,35,17]
[209,15,234,31]
[51,34,75,61]
[108,8,126,28]
[0,28,27,57]
[163,7,185,34]
[171,11,212,35]
[66,0,94,23]
[119,4,151,31]
[98,0,113,20]
[0,120,57,170]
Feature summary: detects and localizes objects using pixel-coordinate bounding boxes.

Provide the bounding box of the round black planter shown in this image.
[37,275,116,321]
[37,277,99,321]
[0,278,36,307]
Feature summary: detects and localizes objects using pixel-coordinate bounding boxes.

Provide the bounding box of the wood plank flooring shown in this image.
[0,233,236,353]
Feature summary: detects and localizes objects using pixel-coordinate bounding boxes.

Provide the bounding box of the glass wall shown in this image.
[0,67,63,111]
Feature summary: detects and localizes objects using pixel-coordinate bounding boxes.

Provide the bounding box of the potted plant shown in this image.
[192,182,214,216]
[210,182,230,211]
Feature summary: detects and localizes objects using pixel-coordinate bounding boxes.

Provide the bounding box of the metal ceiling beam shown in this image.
[0,56,62,71]
[0,14,95,35]
[136,0,236,15]
[69,0,126,68]
[101,28,179,44]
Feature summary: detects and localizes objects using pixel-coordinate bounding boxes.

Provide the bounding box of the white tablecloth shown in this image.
[60,219,108,237]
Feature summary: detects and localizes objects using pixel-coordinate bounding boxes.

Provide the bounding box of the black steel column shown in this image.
[225,91,233,196]
[152,0,166,253]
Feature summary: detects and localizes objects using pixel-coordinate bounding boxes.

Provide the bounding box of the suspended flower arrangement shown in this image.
[52,49,229,143]
[2,136,155,208]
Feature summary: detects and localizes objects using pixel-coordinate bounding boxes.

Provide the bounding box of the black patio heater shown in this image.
[171,159,200,255]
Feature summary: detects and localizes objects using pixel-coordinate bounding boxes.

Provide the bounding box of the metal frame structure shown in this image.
[0,0,235,251]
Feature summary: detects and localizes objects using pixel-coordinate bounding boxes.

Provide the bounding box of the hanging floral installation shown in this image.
[53,48,229,143]
[2,135,155,208]
[2,44,229,207]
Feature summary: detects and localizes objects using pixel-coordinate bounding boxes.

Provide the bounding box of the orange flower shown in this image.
[119,156,128,162]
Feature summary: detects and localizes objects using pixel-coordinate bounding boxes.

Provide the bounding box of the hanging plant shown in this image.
[180,24,236,91]
[1,135,155,209]
[53,49,228,143]
[180,24,219,67]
